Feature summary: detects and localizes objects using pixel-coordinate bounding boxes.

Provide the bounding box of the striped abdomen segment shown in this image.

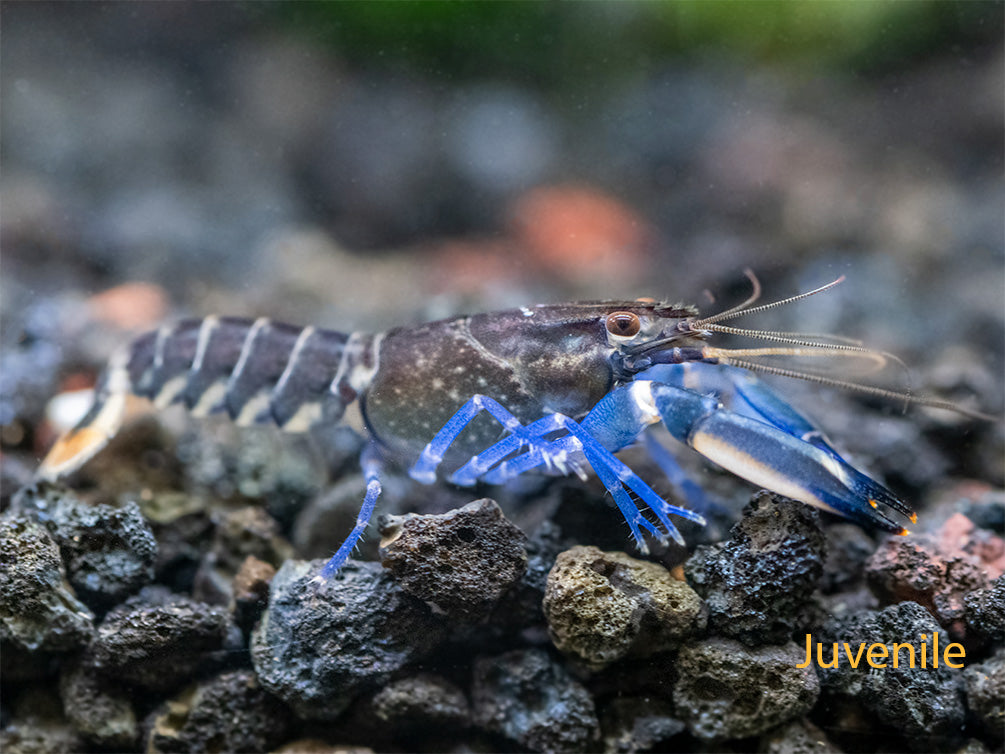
[119,316,378,431]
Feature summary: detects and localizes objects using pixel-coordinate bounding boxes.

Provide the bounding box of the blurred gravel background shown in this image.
[1,3,1003,753]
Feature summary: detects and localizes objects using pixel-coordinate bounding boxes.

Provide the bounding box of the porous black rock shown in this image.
[673,638,820,741]
[865,533,989,639]
[964,573,1004,641]
[250,559,447,721]
[13,483,157,609]
[489,520,564,631]
[370,673,470,729]
[379,498,528,621]
[0,716,82,754]
[819,523,876,594]
[193,505,292,605]
[760,718,840,754]
[600,696,686,754]
[210,505,293,572]
[0,516,93,651]
[815,600,966,751]
[59,658,138,749]
[0,686,83,754]
[964,648,1004,741]
[685,491,826,645]
[471,648,599,753]
[543,545,705,669]
[142,669,291,753]
[86,587,232,692]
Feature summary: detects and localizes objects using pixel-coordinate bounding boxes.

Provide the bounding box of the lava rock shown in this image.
[761,718,840,754]
[140,491,214,590]
[0,718,82,754]
[379,498,527,621]
[964,574,1004,641]
[59,658,138,749]
[370,673,470,728]
[193,506,292,605]
[87,588,232,692]
[0,516,94,651]
[963,648,1004,741]
[960,491,1005,535]
[685,491,826,645]
[232,554,276,634]
[13,484,157,609]
[143,670,291,753]
[472,648,599,753]
[866,534,990,639]
[251,559,447,721]
[274,740,374,754]
[0,686,83,754]
[210,505,293,572]
[820,523,876,593]
[816,601,966,750]
[600,696,686,753]
[543,545,705,669]
[489,520,564,631]
[673,638,820,741]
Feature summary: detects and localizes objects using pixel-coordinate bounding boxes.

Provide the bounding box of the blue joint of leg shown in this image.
[319,445,384,579]
[552,415,703,545]
[410,395,550,484]
[449,414,559,486]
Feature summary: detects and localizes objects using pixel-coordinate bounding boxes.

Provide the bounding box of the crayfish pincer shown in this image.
[39,275,983,577]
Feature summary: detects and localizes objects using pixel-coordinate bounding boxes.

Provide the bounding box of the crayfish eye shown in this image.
[606,312,641,337]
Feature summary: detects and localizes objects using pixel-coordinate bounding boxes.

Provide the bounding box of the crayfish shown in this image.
[39,274,977,577]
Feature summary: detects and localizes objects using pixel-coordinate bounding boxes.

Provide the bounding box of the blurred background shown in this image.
[2,1,1003,465]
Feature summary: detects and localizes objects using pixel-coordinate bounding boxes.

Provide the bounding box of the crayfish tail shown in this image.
[37,316,375,479]
[37,350,131,481]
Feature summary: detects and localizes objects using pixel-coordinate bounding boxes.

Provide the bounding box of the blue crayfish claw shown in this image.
[649,382,916,535]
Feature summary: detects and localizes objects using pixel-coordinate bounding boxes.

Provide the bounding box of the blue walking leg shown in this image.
[448,415,578,486]
[318,443,383,578]
[642,432,723,517]
[410,395,553,484]
[477,407,705,545]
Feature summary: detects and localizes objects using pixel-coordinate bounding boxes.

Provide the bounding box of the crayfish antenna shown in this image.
[715,356,997,422]
[691,270,845,328]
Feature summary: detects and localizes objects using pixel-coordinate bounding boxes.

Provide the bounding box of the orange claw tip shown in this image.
[909,512,918,524]
[898,528,911,536]
[868,499,878,509]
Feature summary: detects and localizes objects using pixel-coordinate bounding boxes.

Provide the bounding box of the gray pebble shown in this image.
[472,648,599,753]
[685,491,826,646]
[673,638,820,741]
[251,559,447,721]
[59,658,138,749]
[142,670,291,753]
[13,483,156,609]
[379,498,527,621]
[87,588,232,692]
[964,648,1004,741]
[543,545,705,669]
[816,601,966,750]
[0,516,93,651]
